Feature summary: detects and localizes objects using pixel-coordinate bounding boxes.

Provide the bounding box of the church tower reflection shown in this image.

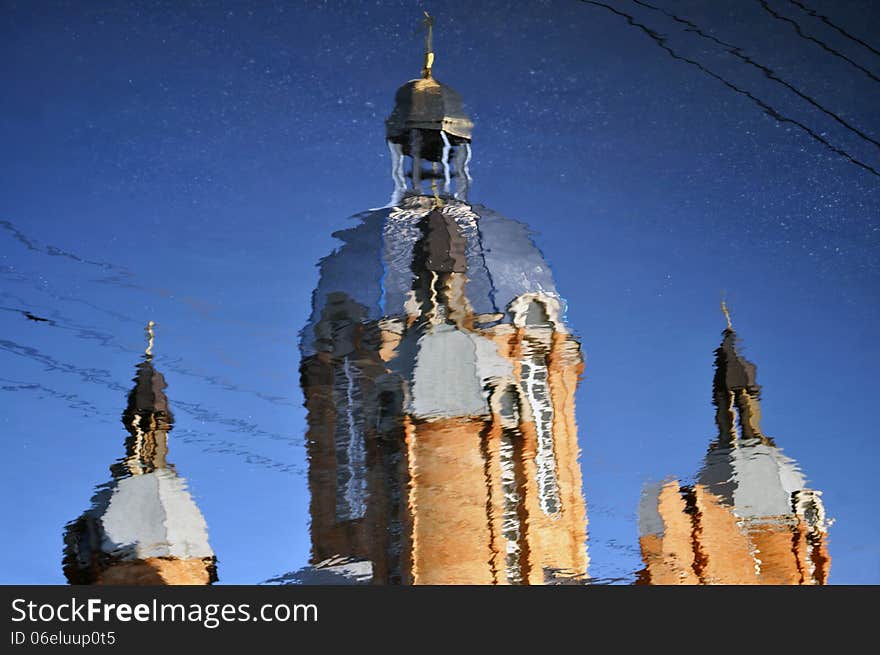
[62,322,216,585]
[637,305,830,584]
[295,15,588,585]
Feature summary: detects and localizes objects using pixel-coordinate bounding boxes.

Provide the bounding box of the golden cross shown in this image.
[422,11,434,78]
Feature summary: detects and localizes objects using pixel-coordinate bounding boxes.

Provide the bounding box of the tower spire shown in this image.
[712,311,768,444]
[63,326,216,585]
[721,296,732,331]
[145,320,155,358]
[385,12,473,205]
[422,11,434,79]
[121,323,173,476]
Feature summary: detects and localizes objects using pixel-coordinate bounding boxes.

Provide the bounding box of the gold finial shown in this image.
[422,11,434,78]
[145,320,155,357]
[721,296,733,331]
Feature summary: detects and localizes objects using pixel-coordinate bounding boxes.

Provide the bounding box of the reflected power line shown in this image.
[631,0,880,151]
[788,0,880,59]
[578,0,880,178]
[758,0,880,83]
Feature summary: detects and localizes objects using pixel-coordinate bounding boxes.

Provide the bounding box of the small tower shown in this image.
[63,323,217,585]
[637,305,830,585]
[385,12,473,205]
[294,15,589,585]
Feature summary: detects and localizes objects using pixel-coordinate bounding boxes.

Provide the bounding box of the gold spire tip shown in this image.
[145,320,155,357]
[422,11,434,78]
[720,298,732,331]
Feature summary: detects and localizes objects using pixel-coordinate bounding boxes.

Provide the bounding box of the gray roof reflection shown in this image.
[698,439,807,519]
[301,197,561,355]
[638,480,668,537]
[472,204,559,312]
[94,470,213,560]
[389,323,513,420]
[263,557,373,585]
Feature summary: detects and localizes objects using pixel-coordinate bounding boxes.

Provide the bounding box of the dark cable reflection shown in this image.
[637,304,830,584]
[0,357,303,479]
[632,0,880,150]
[579,1,880,178]
[0,378,102,416]
[0,290,297,409]
[0,338,129,392]
[1,218,297,414]
[758,0,880,83]
[267,16,589,585]
[0,303,306,464]
[1,365,304,477]
[788,0,880,59]
[62,322,218,585]
[0,220,131,275]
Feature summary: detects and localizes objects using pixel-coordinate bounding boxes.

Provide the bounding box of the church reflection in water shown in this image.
[265,15,590,586]
[59,16,831,587]
[637,305,830,585]
[271,18,832,587]
[62,322,217,585]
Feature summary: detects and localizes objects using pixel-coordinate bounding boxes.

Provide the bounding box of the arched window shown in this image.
[509,293,563,517]
[520,349,561,516]
[333,357,367,522]
[524,299,551,327]
[498,386,524,584]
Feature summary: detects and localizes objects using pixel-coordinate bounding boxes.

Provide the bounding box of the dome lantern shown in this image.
[385,12,474,205]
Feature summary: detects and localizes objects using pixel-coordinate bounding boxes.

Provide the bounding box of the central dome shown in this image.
[300,196,565,357]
